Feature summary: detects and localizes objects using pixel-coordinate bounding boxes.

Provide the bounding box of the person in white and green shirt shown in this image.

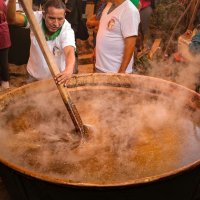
[95,0,140,73]
[130,0,139,8]
[7,0,76,86]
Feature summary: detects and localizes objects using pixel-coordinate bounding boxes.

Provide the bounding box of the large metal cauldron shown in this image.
[0,73,200,200]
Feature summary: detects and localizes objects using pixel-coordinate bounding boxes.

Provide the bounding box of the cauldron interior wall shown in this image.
[1,74,200,200]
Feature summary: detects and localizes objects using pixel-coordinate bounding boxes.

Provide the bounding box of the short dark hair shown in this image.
[43,0,66,12]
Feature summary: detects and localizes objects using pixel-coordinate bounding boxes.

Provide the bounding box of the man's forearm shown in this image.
[7,0,25,26]
[64,46,76,74]
[118,36,137,73]
[6,0,16,23]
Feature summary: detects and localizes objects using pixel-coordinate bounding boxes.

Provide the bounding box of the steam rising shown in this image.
[148,53,200,91]
[0,86,200,185]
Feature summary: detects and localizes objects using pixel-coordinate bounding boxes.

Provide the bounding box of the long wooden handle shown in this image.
[20,0,85,135]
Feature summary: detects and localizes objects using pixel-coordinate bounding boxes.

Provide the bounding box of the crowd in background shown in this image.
[0,0,200,92]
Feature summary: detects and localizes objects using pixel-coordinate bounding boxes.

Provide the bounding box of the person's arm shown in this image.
[6,0,25,26]
[86,14,99,28]
[138,1,141,10]
[55,46,75,86]
[65,0,73,13]
[118,36,137,73]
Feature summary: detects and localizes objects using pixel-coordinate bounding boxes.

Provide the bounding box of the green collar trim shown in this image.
[42,19,62,41]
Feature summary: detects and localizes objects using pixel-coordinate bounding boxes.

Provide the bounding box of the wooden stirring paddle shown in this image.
[19,0,87,137]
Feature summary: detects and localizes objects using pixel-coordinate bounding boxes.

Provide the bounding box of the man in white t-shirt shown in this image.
[95,0,140,73]
[7,0,75,85]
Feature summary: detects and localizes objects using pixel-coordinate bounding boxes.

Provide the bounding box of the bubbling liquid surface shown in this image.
[0,87,200,185]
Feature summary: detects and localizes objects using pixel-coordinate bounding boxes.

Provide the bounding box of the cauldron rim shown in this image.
[1,73,200,188]
[0,155,200,188]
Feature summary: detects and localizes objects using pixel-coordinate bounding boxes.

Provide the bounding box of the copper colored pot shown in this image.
[0,73,200,200]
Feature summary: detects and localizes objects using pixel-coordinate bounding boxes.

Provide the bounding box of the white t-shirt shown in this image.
[26,12,76,80]
[95,0,140,73]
